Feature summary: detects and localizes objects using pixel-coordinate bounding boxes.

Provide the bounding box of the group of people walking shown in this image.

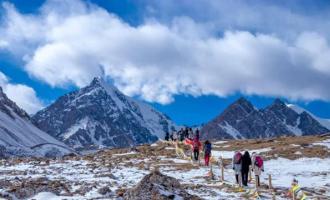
[166,129,307,199]
[232,151,264,187]
[165,127,200,142]
[166,128,212,166]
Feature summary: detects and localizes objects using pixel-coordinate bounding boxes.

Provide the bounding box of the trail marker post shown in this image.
[219,156,225,182]
[268,174,273,189]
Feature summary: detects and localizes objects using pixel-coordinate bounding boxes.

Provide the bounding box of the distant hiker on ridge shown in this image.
[165,132,169,141]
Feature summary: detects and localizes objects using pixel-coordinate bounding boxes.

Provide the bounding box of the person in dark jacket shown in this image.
[241,151,252,186]
[165,132,169,141]
[195,129,200,140]
[203,140,212,166]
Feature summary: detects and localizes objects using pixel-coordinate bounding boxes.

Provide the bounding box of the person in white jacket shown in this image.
[251,152,264,187]
[232,151,242,186]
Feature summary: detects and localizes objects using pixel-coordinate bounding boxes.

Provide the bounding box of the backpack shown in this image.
[234,152,242,164]
[255,156,263,168]
[193,140,200,150]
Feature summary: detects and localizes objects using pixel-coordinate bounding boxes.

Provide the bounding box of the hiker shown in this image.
[241,151,252,187]
[251,152,264,187]
[188,128,194,139]
[170,132,174,141]
[232,151,242,185]
[203,140,212,166]
[184,127,189,139]
[287,178,307,200]
[195,129,200,140]
[165,132,169,141]
[192,138,201,161]
[172,131,178,141]
[179,128,185,142]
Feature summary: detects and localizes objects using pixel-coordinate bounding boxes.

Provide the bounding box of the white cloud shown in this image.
[0,0,330,104]
[0,71,44,114]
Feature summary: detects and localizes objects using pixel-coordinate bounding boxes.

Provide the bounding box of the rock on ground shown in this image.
[124,169,201,200]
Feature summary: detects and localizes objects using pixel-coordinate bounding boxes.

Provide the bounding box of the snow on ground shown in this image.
[1,138,329,200]
[262,157,330,188]
[214,141,227,145]
[212,147,272,159]
[313,139,330,149]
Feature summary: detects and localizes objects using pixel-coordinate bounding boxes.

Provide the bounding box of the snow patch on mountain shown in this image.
[220,121,243,139]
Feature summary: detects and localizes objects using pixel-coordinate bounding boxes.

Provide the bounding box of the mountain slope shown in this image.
[201,98,329,140]
[0,87,72,157]
[32,77,176,149]
[287,104,330,130]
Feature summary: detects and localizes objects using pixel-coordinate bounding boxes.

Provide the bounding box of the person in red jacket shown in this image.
[192,137,201,161]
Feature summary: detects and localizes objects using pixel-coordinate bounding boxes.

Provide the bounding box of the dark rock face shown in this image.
[124,170,201,200]
[32,78,176,150]
[201,98,329,140]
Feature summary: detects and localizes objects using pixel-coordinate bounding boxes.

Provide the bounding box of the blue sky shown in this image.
[0,0,330,126]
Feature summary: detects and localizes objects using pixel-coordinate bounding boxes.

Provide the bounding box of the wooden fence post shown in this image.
[219,156,225,182]
[268,174,273,189]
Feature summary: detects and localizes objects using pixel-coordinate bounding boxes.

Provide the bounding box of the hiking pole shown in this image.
[249,166,252,182]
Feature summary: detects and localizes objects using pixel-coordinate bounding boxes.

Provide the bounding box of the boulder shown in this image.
[124,169,201,200]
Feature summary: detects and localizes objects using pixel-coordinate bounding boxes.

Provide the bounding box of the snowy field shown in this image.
[0,135,329,199]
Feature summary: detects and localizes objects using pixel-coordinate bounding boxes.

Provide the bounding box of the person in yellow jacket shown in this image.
[288,178,307,200]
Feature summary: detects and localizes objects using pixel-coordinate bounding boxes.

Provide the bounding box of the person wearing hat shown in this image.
[288,178,307,200]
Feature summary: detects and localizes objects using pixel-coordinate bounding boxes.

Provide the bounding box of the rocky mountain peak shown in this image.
[225,97,255,115]
[0,86,30,121]
[201,97,329,140]
[89,76,106,88]
[32,78,176,150]
[269,98,287,109]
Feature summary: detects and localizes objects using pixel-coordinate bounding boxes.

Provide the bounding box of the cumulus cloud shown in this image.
[0,71,44,114]
[0,0,330,104]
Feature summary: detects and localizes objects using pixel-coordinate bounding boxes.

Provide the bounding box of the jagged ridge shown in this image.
[201,97,329,140]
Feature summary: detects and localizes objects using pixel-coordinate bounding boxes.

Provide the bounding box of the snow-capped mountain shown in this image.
[0,87,72,157]
[201,97,329,140]
[287,104,330,130]
[32,77,176,149]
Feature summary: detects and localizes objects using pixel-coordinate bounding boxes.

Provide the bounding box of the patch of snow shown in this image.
[263,157,330,188]
[286,117,302,136]
[212,148,272,160]
[313,139,330,149]
[112,151,138,157]
[62,117,89,140]
[219,122,243,139]
[214,141,228,144]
